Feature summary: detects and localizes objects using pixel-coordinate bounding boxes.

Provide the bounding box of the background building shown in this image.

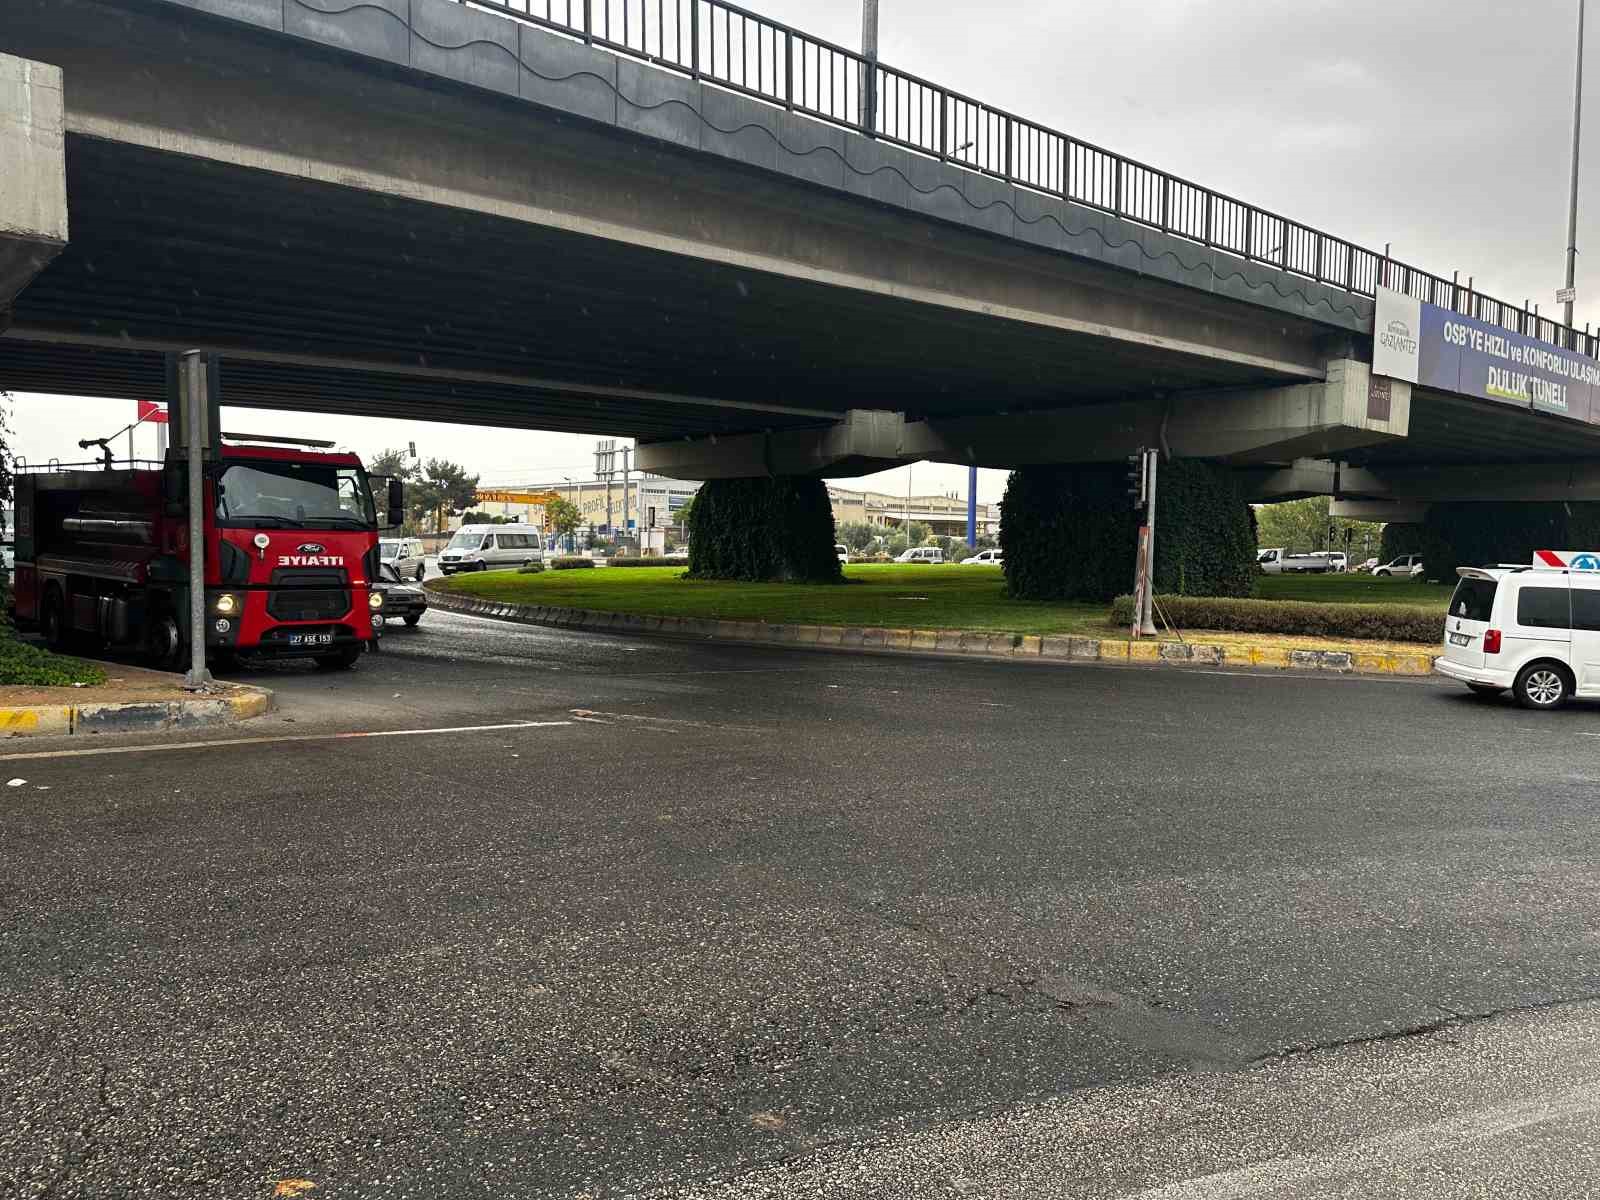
[826,486,1000,539]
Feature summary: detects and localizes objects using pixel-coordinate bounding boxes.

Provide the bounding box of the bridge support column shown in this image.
[685,476,842,583]
[0,53,66,312]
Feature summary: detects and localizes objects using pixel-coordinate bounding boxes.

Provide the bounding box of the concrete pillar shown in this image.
[0,53,67,310]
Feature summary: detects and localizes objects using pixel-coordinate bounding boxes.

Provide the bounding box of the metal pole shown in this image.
[1141,448,1158,637]
[1566,0,1587,340]
[966,465,977,548]
[622,444,632,550]
[179,351,212,691]
[860,0,878,132]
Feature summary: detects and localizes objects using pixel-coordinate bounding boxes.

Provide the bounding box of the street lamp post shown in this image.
[1566,0,1587,341]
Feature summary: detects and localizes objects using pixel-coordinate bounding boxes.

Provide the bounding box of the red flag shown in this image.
[137,400,168,425]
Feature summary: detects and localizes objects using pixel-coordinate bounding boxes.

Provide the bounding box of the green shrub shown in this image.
[549,557,595,570]
[0,639,107,686]
[517,561,545,574]
[1109,594,1440,643]
[1382,503,1600,583]
[687,477,842,583]
[1001,460,1255,602]
[603,556,689,567]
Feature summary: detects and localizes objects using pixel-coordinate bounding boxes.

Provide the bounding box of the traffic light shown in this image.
[1127,450,1147,511]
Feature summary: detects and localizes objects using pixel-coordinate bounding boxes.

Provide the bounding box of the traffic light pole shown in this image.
[1128,447,1158,638]
[1142,449,1158,637]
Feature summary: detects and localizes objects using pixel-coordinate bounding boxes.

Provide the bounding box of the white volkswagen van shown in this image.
[437,524,546,574]
[1435,553,1600,709]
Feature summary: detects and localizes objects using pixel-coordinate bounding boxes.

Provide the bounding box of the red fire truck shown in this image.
[11,438,403,669]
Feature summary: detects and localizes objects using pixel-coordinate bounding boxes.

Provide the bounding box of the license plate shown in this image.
[288,632,334,647]
[1448,632,1472,646]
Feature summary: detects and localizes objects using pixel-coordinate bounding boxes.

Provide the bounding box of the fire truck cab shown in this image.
[12,439,402,670]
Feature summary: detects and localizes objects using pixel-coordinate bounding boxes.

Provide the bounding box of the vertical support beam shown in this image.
[177,350,213,691]
[966,465,977,548]
[1141,448,1158,637]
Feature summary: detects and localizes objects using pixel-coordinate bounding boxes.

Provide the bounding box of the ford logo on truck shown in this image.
[279,542,345,567]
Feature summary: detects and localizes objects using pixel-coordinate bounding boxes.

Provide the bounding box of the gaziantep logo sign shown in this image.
[1372,288,1422,384]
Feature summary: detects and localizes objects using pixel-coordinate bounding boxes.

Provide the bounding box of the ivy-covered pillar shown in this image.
[1000,460,1256,601]
[686,477,843,583]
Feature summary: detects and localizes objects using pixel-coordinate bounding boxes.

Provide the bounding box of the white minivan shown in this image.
[437,523,546,574]
[1435,558,1600,709]
[380,536,427,581]
[895,546,944,564]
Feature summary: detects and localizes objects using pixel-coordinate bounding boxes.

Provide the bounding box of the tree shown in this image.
[907,521,932,546]
[674,493,696,531]
[1254,496,1382,558]
[408,458,479,533]
[546,497,583,550]
[837,521,878,553]
[367,447,416,483]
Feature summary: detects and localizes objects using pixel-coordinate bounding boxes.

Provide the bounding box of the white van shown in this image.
[895,546,943,564]
[379,536,426,581]
[437,523,545,574]
[1435,555,1600,709]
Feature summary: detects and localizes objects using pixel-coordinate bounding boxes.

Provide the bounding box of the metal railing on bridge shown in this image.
[462,0,1597,360]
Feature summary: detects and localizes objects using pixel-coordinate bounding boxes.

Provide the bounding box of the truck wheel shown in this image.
[403,614,422,627]
[415,565,425,582]
[315,645,364,670]
[146,613,185,670]
[42,588,69,651]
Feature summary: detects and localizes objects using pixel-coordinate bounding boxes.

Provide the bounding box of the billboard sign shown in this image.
[1373,287,1600,423]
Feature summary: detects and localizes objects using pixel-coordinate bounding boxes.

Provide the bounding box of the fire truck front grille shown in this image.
[266,568,351,622]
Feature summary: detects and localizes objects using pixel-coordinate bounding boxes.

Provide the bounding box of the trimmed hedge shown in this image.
[1001,460,1255,602]
[1383,503,1600,583]
[604,556,689,568]
[549,557,595,570]
[1109,594,1441,643]
[517,561,545,574]
[687,477,842,583]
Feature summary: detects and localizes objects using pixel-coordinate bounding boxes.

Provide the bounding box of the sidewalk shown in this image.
[426,587,1439,678]
[0,664,273,737]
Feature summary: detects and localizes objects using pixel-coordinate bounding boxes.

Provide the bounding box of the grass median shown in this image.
[437,563,1110,636]
[434,563,1451,649]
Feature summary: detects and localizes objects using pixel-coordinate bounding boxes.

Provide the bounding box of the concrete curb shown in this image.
[0,686,274,738]
[425,585,1440,678]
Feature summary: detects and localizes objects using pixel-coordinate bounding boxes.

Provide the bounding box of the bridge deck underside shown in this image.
[2,137,1284,438]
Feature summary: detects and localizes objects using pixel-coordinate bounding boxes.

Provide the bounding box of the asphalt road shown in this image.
[4,609,1600,1197]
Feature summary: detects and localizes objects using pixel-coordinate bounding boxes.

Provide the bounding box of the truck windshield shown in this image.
[215,462,375,529]
[446,531,484,550]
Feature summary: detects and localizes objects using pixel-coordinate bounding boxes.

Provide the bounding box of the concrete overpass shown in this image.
[2,0,1599,502]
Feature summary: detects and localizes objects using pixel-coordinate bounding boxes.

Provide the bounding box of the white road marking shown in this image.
[0,721,574,762]
[568,708,766,733]
[1120,1084,1600,1199]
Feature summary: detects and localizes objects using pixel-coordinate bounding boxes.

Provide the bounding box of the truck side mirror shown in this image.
[162,461,186,516]
[386,478,405,529]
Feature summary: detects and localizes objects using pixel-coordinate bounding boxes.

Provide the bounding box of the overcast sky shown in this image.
[9,0,1596,504]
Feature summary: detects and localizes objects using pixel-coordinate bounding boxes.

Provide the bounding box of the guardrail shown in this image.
[464,0,1595,360]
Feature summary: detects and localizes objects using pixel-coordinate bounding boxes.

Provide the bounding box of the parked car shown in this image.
[380,536,427,581]
[1436,562,1600,709]
[1373,554,1425,578]
[371,562,428,629]
[438,523,545,573]
[962,548,1003,566]
[895,546,944,564]
[835,543,850,565]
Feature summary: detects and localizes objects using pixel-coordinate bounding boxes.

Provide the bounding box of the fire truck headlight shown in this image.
[213,618,232,634]
[214,593,238,615]
[368,590,384,610]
